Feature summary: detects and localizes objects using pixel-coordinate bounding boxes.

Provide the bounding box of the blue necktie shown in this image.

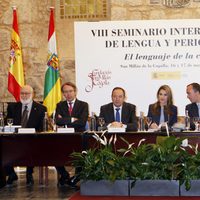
[115,108,120,122]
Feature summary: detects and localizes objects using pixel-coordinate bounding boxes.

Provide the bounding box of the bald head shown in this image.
[21,85,33,94]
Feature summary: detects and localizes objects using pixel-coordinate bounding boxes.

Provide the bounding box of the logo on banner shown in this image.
[85,69,112,92]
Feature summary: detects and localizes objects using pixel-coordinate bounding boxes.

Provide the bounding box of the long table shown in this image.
[0,133,83,167]
[0,133,83,186]
[1,131,200,186]
[1,131,200,167]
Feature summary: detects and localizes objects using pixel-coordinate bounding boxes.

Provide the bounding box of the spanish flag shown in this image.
[8,7,25,101]
[43,7,61,116]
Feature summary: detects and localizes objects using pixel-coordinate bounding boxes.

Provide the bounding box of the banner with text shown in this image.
[75,19,200,116]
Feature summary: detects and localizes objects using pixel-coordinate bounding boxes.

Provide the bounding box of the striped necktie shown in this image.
[68,102,73,116]
[21,105,28,128]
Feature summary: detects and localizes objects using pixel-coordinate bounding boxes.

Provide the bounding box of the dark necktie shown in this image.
[115,108,120,122]
[68,102,73,116]
[21,105,28,128]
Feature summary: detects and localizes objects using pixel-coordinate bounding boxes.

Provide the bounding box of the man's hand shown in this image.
[150,122,158,129]
[58,114,62,118]
[110,121,123,128]
[71,117,78,123]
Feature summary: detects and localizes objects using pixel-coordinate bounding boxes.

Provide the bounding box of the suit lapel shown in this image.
[110,104,115,121]
[192,103,199,117]
[71,99,79,116]
[164,112,168,123]
[154,108,161,125]
[27,101,36,126]
[15,103,22,125]
[63,101,70,116]
[121,103,127,123]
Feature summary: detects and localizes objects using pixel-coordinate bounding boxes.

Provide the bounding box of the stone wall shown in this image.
[0,0,200,103]
[111,0,200,20]
[0,0,51,102]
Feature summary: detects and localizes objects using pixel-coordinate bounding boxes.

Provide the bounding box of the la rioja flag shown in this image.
[43,7,61,116]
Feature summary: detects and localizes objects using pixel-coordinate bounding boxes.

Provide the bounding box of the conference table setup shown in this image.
[2,1,200,199]
[1,130,200,187]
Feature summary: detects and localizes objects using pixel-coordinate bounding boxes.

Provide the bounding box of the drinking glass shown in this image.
[192,117,200,131]
[146,117,152,131]
[7,118,13,132]
[98,117,105,131]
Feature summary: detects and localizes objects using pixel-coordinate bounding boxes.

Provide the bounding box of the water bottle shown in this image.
[52,111,57,132]
[185,110,190,131]
[139,111,145,131]
[43,112,49,132]
[0,112,4,132]
[90,112,96,131]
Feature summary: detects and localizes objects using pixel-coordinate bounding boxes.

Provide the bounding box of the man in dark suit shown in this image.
[6,85,46,185]
[99,87,138,131]
[186,83,200,130]
[55,82,89,187]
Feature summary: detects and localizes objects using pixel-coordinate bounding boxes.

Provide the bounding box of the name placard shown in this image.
[108,127,126,133]
[4,125,21,133]
[57,128,75,133]
[18,128,36,134]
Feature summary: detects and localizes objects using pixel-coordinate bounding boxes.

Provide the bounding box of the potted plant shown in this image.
[71,132,129,196]
[125,136,185,196]
[71,132,200,196]
[179,143,200,196]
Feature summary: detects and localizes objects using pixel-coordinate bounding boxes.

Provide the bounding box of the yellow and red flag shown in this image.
[43,8,61,116]
[8,7,25,101]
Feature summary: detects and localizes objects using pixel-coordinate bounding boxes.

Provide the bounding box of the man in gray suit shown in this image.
[99,87,138,131]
